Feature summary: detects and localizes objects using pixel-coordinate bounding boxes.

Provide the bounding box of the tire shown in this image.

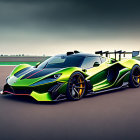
[66,72,86,101]
[129,65,140,88]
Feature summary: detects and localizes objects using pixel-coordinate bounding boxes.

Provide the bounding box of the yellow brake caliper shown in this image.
[138,75,140,83]
[79,78,83,97]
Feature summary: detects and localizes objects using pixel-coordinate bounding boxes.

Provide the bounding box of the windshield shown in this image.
[37,55,85,69]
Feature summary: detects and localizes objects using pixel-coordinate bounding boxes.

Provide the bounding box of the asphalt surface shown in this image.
[0,66,140,140]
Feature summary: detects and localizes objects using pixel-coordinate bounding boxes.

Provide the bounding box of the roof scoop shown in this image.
[67,50,80,56]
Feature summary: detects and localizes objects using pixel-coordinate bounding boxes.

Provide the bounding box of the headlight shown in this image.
[30,74,61,86]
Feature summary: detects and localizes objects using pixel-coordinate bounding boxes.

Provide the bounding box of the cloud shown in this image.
[0,0,140,55]
[0,0,140,31]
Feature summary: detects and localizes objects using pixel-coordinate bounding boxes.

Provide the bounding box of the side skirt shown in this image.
[86,82,129,96]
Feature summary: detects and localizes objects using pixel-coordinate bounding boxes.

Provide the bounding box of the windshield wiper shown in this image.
[43,62,48,69]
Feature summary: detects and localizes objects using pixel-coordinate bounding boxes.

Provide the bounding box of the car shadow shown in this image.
[1,94,62,105]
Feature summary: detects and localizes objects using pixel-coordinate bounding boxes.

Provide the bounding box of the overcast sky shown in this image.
[0,0,140,55]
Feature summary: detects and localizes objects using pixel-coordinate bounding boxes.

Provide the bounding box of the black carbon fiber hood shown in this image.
[14,67,62,79]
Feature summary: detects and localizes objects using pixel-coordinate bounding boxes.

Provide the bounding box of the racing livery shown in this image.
[1,50,140,101]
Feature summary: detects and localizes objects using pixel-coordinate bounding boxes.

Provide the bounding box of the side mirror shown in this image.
[82,69,87,72]
[93,62,100,67]
[35,62,41,68]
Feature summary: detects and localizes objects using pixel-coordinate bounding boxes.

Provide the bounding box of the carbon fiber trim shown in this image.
[48,82,64,100]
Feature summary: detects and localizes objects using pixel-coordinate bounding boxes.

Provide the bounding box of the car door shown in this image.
[85,56,113,91]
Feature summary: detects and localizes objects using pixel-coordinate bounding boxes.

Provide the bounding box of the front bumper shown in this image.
[2,82,67,101]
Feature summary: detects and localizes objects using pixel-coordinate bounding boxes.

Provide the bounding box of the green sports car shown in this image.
[1,51,140,101]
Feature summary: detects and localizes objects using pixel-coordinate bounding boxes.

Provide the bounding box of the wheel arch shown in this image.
[119,59,140,69]
[129,64,140,88]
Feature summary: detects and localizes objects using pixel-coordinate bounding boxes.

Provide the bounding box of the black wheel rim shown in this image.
[69,74,85,99]
[132,67,140,86]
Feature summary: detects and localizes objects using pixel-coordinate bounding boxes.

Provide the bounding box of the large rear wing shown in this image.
[95,50,140,61]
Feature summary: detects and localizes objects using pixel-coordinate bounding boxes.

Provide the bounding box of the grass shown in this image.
[0,62,37,66]
[133,57,140,61]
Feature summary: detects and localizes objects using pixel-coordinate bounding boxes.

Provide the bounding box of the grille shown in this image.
[4,84,32,95]
[13,88,32,95]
